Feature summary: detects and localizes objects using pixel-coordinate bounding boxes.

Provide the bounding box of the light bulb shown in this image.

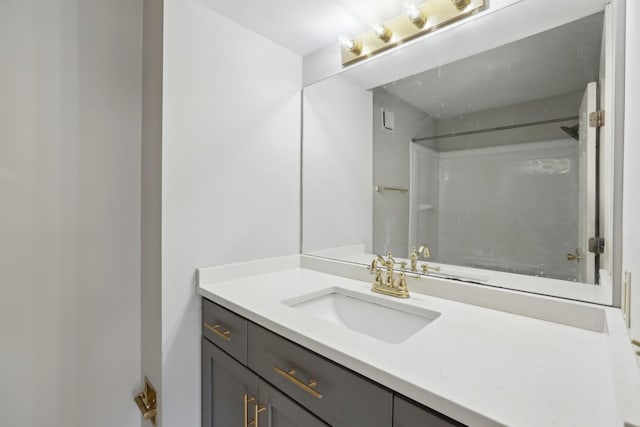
[338,35,362,55]
[402,2,426,28]
[451,0,471,10]
[371,23,392,42]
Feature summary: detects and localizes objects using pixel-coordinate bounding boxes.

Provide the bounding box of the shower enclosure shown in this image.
[407,83,598,283]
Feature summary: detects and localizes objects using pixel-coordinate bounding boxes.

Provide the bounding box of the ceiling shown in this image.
[194,0,409,55]
[380,12,604,118]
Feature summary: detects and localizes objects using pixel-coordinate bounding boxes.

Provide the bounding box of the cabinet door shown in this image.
[394,396,465,427]
[258,379,328,427]
[202,337,259,427]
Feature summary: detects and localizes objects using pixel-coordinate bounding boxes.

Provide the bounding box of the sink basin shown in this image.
[283,288,440,344]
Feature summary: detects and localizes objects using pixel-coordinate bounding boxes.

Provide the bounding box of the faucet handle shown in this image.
[395,272,410,298]
[385,251,395,266]
[421,263,441,274]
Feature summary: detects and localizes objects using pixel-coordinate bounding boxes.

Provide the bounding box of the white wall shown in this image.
[623,0,640,340]
[302,76,372,254]
[372,89,436,257]
[160,1,302,425]
[436,92,583,151]
[0,1,143,427]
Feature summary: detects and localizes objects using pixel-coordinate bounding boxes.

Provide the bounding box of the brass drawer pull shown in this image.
[273,365,323,399]
[243,393,266,427]
[244,393,255,427]
[249,404,266,427]
[204,322,231,341]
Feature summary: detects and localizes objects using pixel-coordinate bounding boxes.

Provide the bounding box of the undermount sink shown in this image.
[283,288,440,344]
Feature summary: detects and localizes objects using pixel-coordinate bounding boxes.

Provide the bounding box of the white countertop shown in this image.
[197,256,640,427]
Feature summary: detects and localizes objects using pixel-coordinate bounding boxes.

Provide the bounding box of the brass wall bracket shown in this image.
[134,377,158,425]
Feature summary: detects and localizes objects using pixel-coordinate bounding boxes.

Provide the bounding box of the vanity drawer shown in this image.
[202,299,247,364]
[247,323,392,427]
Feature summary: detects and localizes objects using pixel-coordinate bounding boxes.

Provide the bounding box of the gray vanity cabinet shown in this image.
[203,337,324,427]
[202,337,259,427]
[247,323,393,427]
[202,298,463,427]
[259,379,328,427]
[203,298,248,364]
[394,396,464,427]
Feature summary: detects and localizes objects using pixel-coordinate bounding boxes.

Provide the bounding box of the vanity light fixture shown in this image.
[403,2,426,28]
[339,0,485,67]
[338,35,362,55]
[371,23,393,42]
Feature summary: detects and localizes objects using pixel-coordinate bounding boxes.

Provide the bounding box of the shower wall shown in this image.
[410,145,439,257]
[436,140,580,280]
[435,91,584,152]
[374,88,583,280]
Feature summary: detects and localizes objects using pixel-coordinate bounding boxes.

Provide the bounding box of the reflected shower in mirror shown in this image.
[302,11,614,293]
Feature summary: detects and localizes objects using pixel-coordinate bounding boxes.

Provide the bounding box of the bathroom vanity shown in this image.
[196,1,640,425]
[197,255,640,427]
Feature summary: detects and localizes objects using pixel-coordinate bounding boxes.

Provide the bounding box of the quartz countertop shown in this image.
[196,256,640,427]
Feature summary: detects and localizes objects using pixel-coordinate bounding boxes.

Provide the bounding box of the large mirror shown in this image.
[302,1,622,304]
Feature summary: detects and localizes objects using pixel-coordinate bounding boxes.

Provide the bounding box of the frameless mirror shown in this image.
[302,2,621,305]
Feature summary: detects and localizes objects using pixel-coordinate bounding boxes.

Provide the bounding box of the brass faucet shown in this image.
[409,245,432,272]
[417,245,431,259]
[410,244,441,274]
[369,252,410,298]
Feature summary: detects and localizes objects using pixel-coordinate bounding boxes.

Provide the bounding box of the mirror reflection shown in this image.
[303,11,614,293]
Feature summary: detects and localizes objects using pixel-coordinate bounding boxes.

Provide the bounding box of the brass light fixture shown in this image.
[403,2,427,28]
[338,35,362,55]
[371,23,393,42]
[339,0,486,67]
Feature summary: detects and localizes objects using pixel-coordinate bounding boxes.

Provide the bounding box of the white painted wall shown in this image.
[372,89,436,257]
[302,76,372,254]
[623,0,640,340]
[436,92,583,151]
[161,1,302,425]
[0,1,143,426]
